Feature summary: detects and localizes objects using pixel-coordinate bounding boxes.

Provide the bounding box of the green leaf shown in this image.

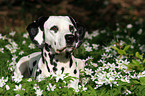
[0,88,3,94]
[135,52,143,60]
[131,79,140,84]
[123,45,130,51]
[139,77,145,85]
[143,59,145,64]
[132,60,140,65]
[118,50,126,55]
[111,46,119,51]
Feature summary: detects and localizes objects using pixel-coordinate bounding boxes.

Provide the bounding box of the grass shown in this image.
[1,18,145,95]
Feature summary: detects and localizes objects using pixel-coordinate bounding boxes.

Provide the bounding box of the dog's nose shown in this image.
[65,34,75,45]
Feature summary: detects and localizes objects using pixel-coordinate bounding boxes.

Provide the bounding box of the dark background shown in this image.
[0,0,145,34]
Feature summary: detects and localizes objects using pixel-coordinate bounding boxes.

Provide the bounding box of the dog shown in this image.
[15,16,86,90]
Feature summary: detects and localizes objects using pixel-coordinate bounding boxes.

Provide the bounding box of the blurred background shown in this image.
[0,0,145,34]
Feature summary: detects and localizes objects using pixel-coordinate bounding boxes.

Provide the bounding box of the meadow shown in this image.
[1,18,145,95]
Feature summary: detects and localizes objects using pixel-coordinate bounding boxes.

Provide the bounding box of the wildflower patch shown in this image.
[1,21,145,95]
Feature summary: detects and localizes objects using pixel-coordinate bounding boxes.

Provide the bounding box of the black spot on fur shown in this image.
[41,49,45,64]
[54,62,57,67]
[44,52,47,57]
[26,16,48,49]
[54,42,56,45]
[46,61,50,72]
[45,43,51,52]
[69,58,73,68]
[61,67,64,73]
[74,69,77,74]
[53,67,57,72]
[36,71,39,77]
[39,70,42,74]
[49,53,55,65]
[56,59,59,62]
[29,68,33,75]
[33,61,37,67]
[66,52,71,58]
[36,69,42,77]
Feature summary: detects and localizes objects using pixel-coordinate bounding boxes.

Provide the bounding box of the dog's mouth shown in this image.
[56,46,75,53]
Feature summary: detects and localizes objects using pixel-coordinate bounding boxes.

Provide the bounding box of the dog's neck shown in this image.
[41,44,72,64]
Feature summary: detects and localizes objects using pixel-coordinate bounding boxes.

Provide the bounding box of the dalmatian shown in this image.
[15,16,86,90]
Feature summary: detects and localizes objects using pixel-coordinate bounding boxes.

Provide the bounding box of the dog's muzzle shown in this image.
[65,34,75,46]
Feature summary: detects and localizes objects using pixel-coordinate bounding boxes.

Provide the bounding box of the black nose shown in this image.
[65,34,75,45]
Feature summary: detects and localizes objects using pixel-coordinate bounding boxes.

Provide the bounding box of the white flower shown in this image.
[0,77,8,87]
[91,62,98,67]
[85,46,92,52]
[27,78,32,82]
[6,85,10,90]
[9,60,16,67]
[12,54,18,61]
[0,34,3,39]
[23,33,29,38]
[83,42,90,47]
[53,70,65,82]
[98,59,106,64]
[121,77,130,83]
[91,30,99,37]
[9,31,16,37]
[101,53,112,59]
[137,29,142,35]
[5,44,12,50]
[120,40,125,46]
[15,94,20,96]
[12,72,23,83]
[129,37,136,43]
[91,75,97,81]
[37,75,45,82]
[22,40,26,44]
[100,30,106,34]
[10,41,18,49]
[14,84,22,91]
[86,56,94,60]
[126,24,133,29]
[33,84,40,90]
[92,44,99,50]
[123,89,131,95]
[19,50,24,55]
[0,48,4,53]
[35,89,43,96]
[79,84,87,92]
[84,68,94,75]
[85,32,93,39]
[140,45,145,52]
[104,46,111,52]
[5,43,18,53]
[82,78,89,85]
[10,48,17,53]
[47,83,56,91]
[137,72,145,79]
[0,34,7,40]
[28,43,35,49]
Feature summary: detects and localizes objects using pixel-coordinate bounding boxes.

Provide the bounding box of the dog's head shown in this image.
[27,16,85,54]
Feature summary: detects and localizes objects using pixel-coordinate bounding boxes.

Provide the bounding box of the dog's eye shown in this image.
[50,26,58,33]
[69,25,74,33]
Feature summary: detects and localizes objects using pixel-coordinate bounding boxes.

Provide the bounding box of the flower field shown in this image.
[1,20,145,95]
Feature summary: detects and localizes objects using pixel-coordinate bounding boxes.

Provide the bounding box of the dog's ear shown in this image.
[26,16,48,49]
[69,16,86,48]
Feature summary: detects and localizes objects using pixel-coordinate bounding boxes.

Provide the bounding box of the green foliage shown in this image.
[1,19,145,95]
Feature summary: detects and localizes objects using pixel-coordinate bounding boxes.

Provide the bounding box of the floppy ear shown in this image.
[69,17,86,48]
[26,16,48,49]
